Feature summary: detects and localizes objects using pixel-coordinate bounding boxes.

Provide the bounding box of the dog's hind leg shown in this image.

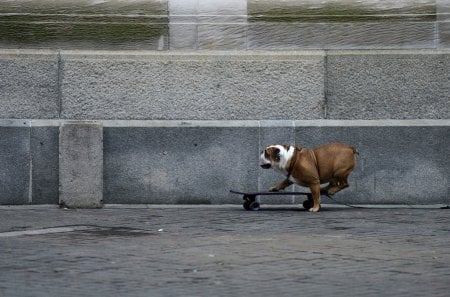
[326,177,349,195]
[309,183,321,212]
[321,179,338,195]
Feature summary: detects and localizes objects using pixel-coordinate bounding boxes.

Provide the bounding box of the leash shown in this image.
[322,194,367,209]
[323,195,450,210]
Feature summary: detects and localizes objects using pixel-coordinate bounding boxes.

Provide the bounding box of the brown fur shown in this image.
[264,143,357,212]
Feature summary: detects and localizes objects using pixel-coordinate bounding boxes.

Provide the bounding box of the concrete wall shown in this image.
[1,118,449,206]
[1,50,449,120]
[0,0,449,206]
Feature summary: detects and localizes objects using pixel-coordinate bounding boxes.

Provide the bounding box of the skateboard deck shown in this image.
[230,189,314,211]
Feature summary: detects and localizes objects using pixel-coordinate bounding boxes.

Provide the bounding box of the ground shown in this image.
[0,205,449,297]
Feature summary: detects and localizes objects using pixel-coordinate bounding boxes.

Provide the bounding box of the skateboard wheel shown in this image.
[303,199,313,210]
[243,200,252,211]
[248,201,260,211]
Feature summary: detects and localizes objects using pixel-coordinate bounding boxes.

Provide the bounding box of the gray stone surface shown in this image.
[169,0,247,50]
[437,0,450,21]
[31,126,59,204]
[103,124,259,204]
[60,52,325,120]
[0,122,30,205]
[59,122,103,208]
[101,120,449,205]
[1,49,449,121]
[197,24,247,50]
[248,22,436,50]
[294,125,450,205]
[326,51,450,119]
[438,0,450,48]
[0,0,168,50]
[0,50,59,119]
[1,119,449,206]
[439,22,450,48]
[248,0,436,20]
[2,0,445,50]
[0,207,449,297]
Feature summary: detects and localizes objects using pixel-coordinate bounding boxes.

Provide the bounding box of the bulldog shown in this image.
[260,143,357,212]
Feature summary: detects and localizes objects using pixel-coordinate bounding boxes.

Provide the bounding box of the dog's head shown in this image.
[260,145,291,169]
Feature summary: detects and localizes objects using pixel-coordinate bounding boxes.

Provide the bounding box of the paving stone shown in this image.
[0,206,449,297]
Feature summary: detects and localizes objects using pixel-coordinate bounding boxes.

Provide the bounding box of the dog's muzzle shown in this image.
[260,164,272,169]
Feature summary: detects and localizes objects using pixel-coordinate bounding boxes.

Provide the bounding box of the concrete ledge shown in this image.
[4,119,447,128]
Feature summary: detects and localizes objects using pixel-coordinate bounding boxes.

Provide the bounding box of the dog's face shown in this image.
[260,145,292,169]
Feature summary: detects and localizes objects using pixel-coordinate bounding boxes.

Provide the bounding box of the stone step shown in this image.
[0,0,449,50]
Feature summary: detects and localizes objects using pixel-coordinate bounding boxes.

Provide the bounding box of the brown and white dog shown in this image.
[260,143,357,212]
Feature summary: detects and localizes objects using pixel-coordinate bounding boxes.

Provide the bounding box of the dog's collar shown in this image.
[286,146,302,178]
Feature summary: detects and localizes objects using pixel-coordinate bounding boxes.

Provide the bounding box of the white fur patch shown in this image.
[259,151,271,166]
[271,145,294,174]
[260,145,296,177]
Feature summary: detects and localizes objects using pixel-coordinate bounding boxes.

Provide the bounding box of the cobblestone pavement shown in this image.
[0,205,449,297]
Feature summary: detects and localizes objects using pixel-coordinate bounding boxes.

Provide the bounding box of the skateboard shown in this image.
[230,189,315,211]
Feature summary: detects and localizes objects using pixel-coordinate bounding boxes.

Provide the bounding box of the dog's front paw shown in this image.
[269,186,279,192]
[309,206,320,212]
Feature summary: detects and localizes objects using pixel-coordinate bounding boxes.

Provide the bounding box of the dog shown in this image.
[260,143,357,212]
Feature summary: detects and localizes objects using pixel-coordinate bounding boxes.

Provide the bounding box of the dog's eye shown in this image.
[264,151,269,158]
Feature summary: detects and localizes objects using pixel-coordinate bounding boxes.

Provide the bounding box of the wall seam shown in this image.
[28,121,32,204]
[57,50,63,119]
[323,50,329,119]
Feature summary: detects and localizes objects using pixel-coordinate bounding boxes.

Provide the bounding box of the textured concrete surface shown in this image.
[326,51,450,119]
[0,50,59,119]
[102,120,449,205]
[295,124,450,205]
[438,0,450,48]
[169,0,247,50]
[247,22,436,50]
[103,124,259,204]
[0,122,30,204]
[60,51,325,120]
[59,122,103,208]
[1,49,449,120]
[0,120,448,206]
[0,206,449,297]
[0,0,168,50]
[31,127,59,204]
